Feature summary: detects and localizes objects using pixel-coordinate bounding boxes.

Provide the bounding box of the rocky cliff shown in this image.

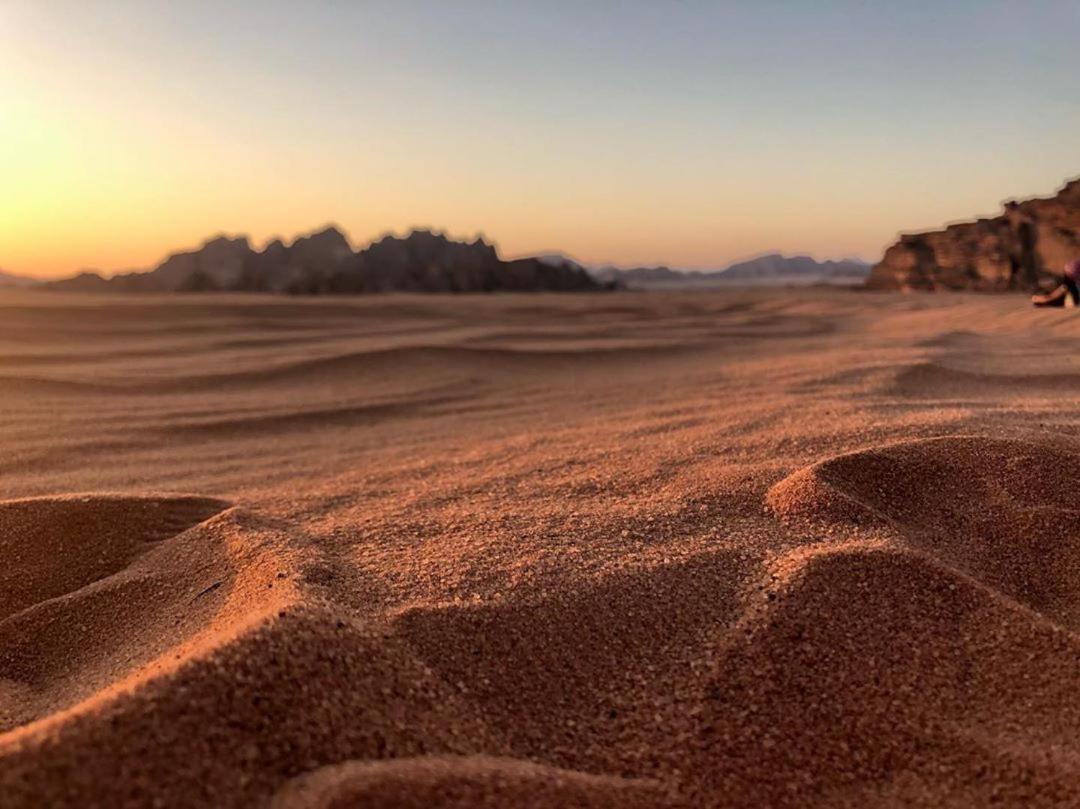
[867,178,1080,291]
[45,228,602,295]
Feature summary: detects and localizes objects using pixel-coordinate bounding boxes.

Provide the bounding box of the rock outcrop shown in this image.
[44,228,603,295]
[867,178,1080,292]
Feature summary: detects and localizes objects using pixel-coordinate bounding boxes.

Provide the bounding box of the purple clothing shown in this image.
[1066,259,1080,282]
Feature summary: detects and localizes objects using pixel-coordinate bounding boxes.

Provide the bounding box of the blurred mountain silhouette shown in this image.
[43,228,603,294]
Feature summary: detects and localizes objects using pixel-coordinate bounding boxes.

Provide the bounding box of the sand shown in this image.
[1,287,1080,807]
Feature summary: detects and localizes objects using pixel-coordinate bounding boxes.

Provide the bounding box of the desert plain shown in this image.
[2,287,1080,807]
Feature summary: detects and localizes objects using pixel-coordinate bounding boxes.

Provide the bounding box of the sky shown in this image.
[1,1,1078,278]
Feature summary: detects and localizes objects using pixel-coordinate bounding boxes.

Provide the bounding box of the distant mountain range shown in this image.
[589,254,871,288]
[5,234,871,295]
[0,269,37,288]
[42,228,602,295]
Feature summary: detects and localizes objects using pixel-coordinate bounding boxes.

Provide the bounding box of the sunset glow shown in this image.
[2,1,1077,278]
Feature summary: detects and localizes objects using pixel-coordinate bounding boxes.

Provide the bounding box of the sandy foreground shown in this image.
[2,287,1080,807]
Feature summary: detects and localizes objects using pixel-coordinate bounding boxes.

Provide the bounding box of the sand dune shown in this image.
[696,541,1080,807]
[768,436,1080,625]
[2,288,1080,806]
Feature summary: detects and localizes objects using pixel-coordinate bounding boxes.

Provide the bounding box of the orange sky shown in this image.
[2,2,1077,278]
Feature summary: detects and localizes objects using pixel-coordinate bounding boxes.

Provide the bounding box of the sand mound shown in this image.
[731,435,1080,805]
[0,495,329,793]
[767,436,1080,628]
[0,606,501,808]
[692,542,1080,808]
[393,551,746,775]
[271,755,675,809]
[0,495,501,808]
[0,495,239,730]
[0,494,227,621]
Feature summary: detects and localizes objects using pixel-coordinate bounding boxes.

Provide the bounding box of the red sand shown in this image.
[2,288,1080,807]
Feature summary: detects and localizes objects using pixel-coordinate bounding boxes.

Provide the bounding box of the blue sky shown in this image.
[2,1,1078,275]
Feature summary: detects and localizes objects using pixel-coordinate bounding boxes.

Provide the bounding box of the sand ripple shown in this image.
[3,291,1080,807]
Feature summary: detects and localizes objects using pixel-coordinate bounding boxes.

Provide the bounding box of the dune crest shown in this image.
[0,495,235,729]
[693,541,1080,808]
[768,435,1080,628]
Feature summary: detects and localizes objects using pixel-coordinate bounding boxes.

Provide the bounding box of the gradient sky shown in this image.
[2,1,1078,278]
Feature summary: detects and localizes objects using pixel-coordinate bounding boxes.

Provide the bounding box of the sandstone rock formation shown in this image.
[44,228,602,295]
[867,178,1080,291]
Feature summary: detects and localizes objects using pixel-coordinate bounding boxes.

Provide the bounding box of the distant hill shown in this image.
[533,252,589,272]
[593,254,871,288]
[44,228,603,295]
[592,265,687,285]
[0,269,38,288]
[721,254,870,281]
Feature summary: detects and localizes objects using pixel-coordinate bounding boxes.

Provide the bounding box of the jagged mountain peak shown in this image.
[43,226,599,295]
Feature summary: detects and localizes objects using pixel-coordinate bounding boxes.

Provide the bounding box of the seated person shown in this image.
[1032,258,1080,307]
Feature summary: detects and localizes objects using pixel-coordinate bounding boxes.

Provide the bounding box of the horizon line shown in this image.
[3,225,878,282]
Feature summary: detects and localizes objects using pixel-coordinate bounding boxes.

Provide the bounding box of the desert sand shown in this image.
[2,287,1080,807]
